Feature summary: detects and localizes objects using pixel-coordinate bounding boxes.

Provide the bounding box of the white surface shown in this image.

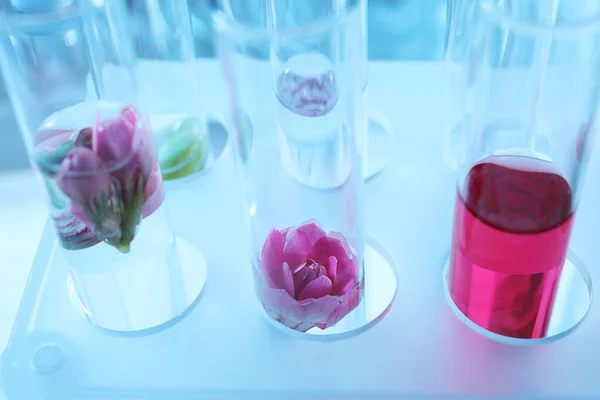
[3,60,600,399]
[0,59,402,353]
[0,170,46,351]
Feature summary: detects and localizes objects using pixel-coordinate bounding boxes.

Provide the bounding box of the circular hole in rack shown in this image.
[66,236,208,336]
[442,250,593,345]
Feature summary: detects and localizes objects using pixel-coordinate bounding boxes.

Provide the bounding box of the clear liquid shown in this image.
[275,54,351,189]
[239,6,366,333]
[64,204,188,331]
[34,101,190,331]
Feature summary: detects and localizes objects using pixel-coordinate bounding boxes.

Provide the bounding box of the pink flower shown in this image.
[56,147,121,243]
[74,127,93,148]
[52,106,163,253]
[94,107,135,165]
[258,221,363,332]
[93,106,162,252]
[94,106,156,195]
[141,166,165,218]
[56,147,112,207]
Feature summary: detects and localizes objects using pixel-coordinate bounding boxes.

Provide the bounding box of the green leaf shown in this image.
[158,117,210,180]
[35,139,75,174]
[116,171,146,252]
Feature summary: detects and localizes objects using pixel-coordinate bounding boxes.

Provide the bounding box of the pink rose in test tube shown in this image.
[258,221,363,332]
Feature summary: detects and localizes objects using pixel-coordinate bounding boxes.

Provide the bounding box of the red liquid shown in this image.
[449,156,574,339]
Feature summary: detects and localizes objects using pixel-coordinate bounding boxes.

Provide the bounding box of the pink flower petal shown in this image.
[317,264,327,278]
[260,230,294,296]
[141,182,164,218]
[280,262,295,297]
[134,129,156,178]
[295,220,327,246]
[56,147,113,211]
[70,202,92,228]
[325,286,362,328]
[260,284,345,332]
[328,231,353,256]
[93,110,100,153]
[121,105,138,127]
[331,256,359,296]
[298,295,341,331]
[95,110,136,165]
[295,321,322,332]
[326,256,338,283]
[283,227,311,271]
[297,275,333,301]
[311,235,351,266]
[293,264,314,296]
[259,287,307,331]
[142,169,164,218]
[260,229,284,283]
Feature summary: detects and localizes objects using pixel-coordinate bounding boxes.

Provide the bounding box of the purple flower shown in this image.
[258,221,363,332]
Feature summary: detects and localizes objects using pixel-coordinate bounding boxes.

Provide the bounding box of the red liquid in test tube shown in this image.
[449,156,574,339]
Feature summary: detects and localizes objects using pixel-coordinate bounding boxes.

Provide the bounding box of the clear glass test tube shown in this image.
[443,0,476,171]
[447,0,600,341]
[218,0,392,184]
[213,0,371,335]
[127,0,214,181]
[0,0,206,333]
